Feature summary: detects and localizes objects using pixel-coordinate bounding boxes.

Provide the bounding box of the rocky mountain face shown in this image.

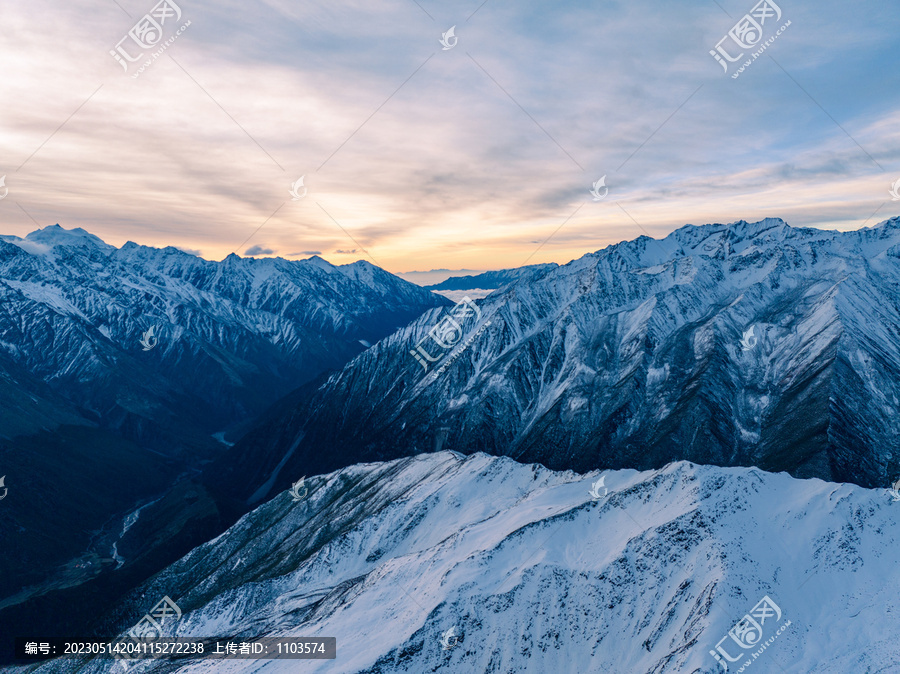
[210,217,900,508]
[27,452,900,673]
[0,225,447,453]
[0,225,446,649]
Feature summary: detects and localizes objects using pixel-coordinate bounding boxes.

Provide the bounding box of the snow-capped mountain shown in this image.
[210,217,900,507]
[31,452,900,673]
[0,224,446,641]
[0,225,447,450]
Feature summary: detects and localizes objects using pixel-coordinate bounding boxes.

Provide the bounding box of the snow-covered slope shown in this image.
[0,225,447,450]
[37,452,900,673]
[0,225,449,649]
[214,217,900,502]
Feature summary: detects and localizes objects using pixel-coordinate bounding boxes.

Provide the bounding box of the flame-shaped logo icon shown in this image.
[0,475,6,500]
[890,478,900,503]
[440,26,458,50]
[890,178,900,201]
[739,325,758,351]
[440,626,460,650]
[139,326,160,351]
[290,477,308,502]
[588,475,608,500]
[289,176,307,200]
[0,176,7,200]
[590,175,608,201]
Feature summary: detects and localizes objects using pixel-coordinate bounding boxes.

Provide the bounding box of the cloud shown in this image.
[288,250,322,256]
[245,245,275,256]
[176,247,202,256]
[1,0,898,272]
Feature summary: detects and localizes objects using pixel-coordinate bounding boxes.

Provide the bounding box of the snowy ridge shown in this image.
[0,225,447,447]
[34,452,900,673]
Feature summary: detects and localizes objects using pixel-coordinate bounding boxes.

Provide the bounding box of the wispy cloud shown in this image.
[1,0,898,272]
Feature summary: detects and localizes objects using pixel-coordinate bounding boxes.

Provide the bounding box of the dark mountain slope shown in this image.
[207,218,900,510]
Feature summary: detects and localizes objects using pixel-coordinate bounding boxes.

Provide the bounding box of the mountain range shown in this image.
[21,452,900,673]
[6,216,900,671]
[0,225,447,453]
[208,216,900,513]
[0,225,446,646]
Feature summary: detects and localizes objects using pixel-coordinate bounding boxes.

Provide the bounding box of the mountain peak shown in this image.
[862,214,900,232]
[24,224,113,251]
[302,255,338,271]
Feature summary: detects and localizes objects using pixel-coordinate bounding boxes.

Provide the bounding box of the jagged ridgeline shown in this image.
[35,453,900,673]
[0,225,448,455]
[209,217,900,510]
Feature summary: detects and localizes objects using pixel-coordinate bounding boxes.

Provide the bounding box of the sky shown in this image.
[1,0,899,275]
